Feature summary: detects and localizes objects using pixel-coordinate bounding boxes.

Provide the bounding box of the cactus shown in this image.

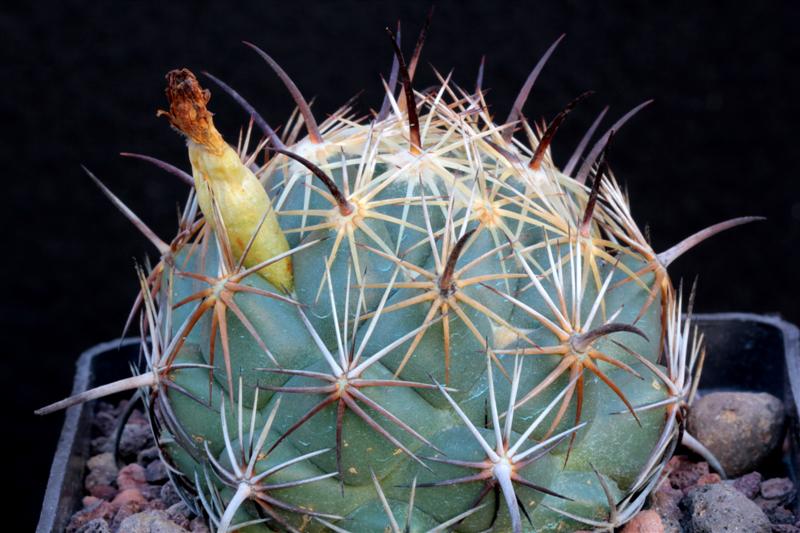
[38,19,760,532]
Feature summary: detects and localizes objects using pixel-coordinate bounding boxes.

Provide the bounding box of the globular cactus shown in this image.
[39,19,758,532]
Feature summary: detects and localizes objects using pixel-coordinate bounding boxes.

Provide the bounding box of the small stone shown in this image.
[165,503,192,529]
[660,517,682,533]
[85,452,118,490]
[112,488,146,507]
[91,436,112,454]
[682,483,772,533]
[766,505,796,524]
[622,510,664,532]
[146,460,169,483]
[761,477,795,501]
[651,479,683,523]
[66,500,115,533]
[141,484,163,500]
[75,518,111,533]
[160,482,182,507]
[89,484,118,501]
[687,392,785,477]
[189,517,210,533]
[146,499,167,511]
[696,473,722,487]
[117,510,190,533]
[119,422,154,457]
[666,455,710,493]
[137,446,161,465]
[82,496,101,508]
[118,463,148,491]
[111,501,146,531]
[91,411,117,437]
[733,471,763,499]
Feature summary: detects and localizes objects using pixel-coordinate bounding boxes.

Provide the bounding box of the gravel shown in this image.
[66,401,204,533]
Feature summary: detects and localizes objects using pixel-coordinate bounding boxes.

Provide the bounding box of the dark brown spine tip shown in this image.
[503,34,566,142]
[439,229,477,292]
[529,91,593,171]
[579,130,614,237]
[386,27,422,155]
[270,148,353,216]
[575,100,652,185]
[377,21,402,123]
[242,41,323,144]
[201,71,285,150]
[158,68,225,153]
[408,6,435,80]
[572,323,648,353]
[119,152,194,187]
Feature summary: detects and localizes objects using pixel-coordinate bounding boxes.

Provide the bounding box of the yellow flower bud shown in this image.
[159,69,292,291]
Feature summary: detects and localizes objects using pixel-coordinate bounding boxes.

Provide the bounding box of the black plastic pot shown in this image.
[37,313,800,532]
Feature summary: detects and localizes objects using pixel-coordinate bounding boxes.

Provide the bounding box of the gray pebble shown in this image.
[682,483,771,532]
[761,477,795,501]
[165,503,192,529]
[146,460,169,483]
[773,525,800,533]
[687,392,785,477]
[117,510,189,533]
[189,517,210,533]
[160,483,182,507]
[85,453,118,491]
[75,518,111,533]
[137,447,161,465]
[119,422,154,457]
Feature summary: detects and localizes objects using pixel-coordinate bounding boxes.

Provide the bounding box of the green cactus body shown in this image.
[41,32,735,533]
[141,57,686,530]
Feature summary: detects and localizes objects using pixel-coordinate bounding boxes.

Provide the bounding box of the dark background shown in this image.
[4,1,798,529]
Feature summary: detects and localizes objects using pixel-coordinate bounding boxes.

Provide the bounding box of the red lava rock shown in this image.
[733,471,763,499]
[117,463,147,491]
[112,488,146,507]
[761,477,795,501]
[66,500,115,533]
[666,455,711,493]
[82,496,101,508]
[651,479,683,523]
[696,473,722,487]
[89,484,118,501]
[621,510,664,532]
[111,500,146,531]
